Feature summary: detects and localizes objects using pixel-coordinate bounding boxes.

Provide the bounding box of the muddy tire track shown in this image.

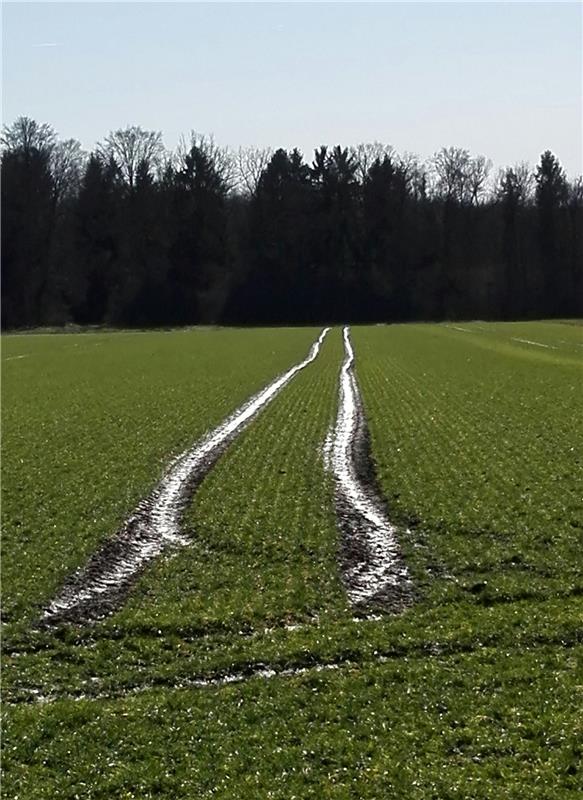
[0,641,465,706]
[327,327,412,612]
[11,626,573,706]
[41,328,330,626]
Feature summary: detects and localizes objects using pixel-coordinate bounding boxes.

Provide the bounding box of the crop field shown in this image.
[2,321,582,799]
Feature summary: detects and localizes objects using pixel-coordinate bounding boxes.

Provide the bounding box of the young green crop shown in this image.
[3,321,582,799]
[1,327,320,630]
[3,327,349,698]
[351,321,583,605]
[4,644,581,799]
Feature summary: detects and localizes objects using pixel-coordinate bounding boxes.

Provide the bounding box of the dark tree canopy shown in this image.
[2,117,582,329]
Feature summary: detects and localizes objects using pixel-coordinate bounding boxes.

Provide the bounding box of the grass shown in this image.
[4,646,581,799]
[2,327,347,694]
[1,326,320,630]
[2,321,582,798]
[352,321,583,603]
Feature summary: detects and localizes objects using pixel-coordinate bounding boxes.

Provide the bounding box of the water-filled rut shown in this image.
[327,327,412,611]
[42,328,330,625]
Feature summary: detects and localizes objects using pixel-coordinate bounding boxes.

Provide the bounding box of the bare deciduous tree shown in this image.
[397,151,428,200]
[235,146,273,196]
[513,162,535,203]
[98,126,164,189]
[350,141,394,182]
[431,146,471,203]
[2,119,86,202]
[1,116,56,155]
[51,139,86,202]
[466,154,493,205]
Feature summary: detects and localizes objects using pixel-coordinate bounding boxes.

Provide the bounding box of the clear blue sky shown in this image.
[3,2,582,175]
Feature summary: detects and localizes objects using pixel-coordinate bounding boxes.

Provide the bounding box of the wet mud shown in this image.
[329,327,413,613]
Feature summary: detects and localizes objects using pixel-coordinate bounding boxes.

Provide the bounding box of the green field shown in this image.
[2,322,582,799]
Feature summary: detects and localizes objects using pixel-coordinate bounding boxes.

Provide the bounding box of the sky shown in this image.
[2,2,582,176]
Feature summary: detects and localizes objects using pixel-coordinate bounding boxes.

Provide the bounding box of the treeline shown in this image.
[2,116,582,328]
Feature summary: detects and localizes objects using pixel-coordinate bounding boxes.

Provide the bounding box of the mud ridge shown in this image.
[41,328,330,626]
[327,327,413,612]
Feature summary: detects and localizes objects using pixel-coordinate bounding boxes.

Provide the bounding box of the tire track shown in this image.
[41,328,330,625]
[327,327,412,611]
[11,625,572,706]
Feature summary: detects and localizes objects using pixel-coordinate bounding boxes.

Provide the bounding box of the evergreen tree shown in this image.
[535,151,569,315]
[230,148,313,323]
[1,116,581,328]
[71,154,121,323]
[1,118,56,327]
[168,142,229,324]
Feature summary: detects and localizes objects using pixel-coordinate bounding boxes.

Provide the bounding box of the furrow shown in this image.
[328,327,412,611]
[41,328,330,626]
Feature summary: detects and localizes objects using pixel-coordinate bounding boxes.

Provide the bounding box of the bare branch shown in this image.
[178,132,236,193]
[350,141,394,182]
[51,139,86,202]
[1,116,56,155]
[235,146,273,196]
[431,147,471,203]
[467,154,493,205]
[98,126,165,189]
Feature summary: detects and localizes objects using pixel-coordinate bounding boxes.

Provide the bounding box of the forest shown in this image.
[2,116,582,329]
